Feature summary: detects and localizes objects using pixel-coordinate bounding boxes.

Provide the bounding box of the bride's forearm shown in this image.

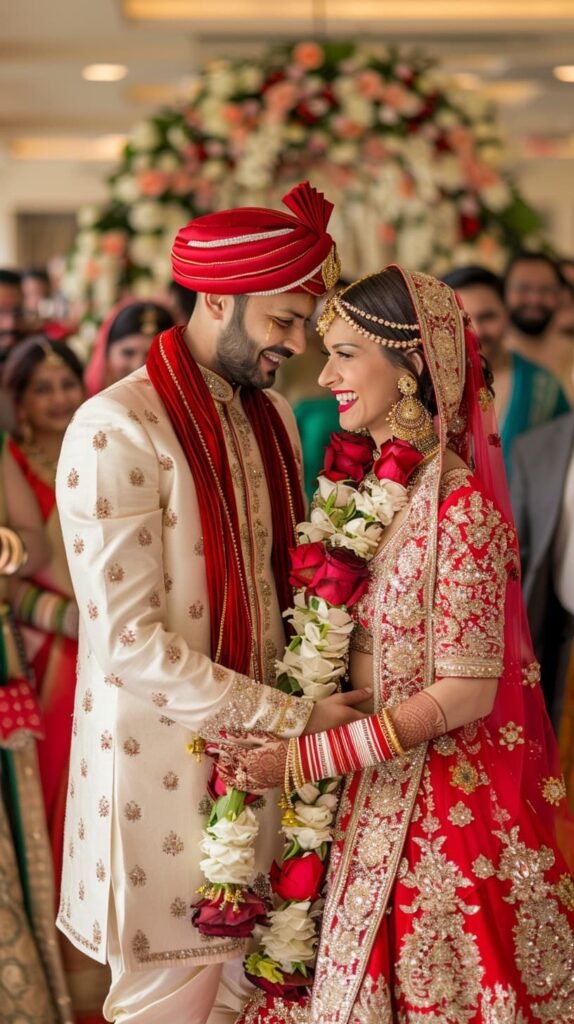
[293,676,499,786]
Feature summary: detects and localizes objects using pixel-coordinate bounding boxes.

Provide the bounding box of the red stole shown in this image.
[146,325,304,676]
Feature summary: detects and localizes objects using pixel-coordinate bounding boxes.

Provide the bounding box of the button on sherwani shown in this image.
[55,364,310,970]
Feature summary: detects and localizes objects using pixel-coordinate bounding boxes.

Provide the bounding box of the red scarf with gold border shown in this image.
[147,325,304,675]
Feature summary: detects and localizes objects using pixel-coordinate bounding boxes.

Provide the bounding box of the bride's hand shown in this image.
[206,740,288,794]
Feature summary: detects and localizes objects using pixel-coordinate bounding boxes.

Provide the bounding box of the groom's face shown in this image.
[215,293,314,389]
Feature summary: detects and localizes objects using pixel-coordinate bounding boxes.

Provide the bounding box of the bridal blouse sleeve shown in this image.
[55,393,312,741]
[433,484,513,680]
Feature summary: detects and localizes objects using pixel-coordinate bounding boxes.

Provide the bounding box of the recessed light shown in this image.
[83,64,128,82]
[553,65,574,83]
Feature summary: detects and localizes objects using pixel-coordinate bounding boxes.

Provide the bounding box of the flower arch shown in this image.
[67,40,544,321]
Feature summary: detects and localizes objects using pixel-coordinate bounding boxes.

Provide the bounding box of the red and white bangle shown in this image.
[296,710,403,785]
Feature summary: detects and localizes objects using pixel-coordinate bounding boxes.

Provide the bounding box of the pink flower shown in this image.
[265,80,300,118]
[356,70,385,100]
[332,116,364,139]
[363,137,388,162]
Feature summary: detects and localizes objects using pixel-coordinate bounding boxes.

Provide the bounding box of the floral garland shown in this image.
[191,431,425,997]
[67,39,544,333]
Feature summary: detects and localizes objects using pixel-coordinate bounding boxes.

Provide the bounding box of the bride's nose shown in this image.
[318,357,339,389]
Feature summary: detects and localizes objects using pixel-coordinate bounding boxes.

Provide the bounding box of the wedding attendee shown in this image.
[55,182,368,1024]
[22,267,52,321]
[168,279,197,324]
[224,267,574,1023]
[0,428,73,1024]
[84,299,175,397]
[505,250,573,403]
[3,336,110,1022]
[0,268,25,360]
[443,263,570,472]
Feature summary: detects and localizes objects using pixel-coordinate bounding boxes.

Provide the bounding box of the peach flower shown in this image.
[356,70,385,100]
[264,80,299,118]
[292,42,325,70]
[100,231,128,257]
[137,170,170,197]
[332,116,364,139]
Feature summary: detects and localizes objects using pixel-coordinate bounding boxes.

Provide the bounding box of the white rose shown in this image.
[156,151,180,173]
[208,67,237,99]
[332,519,381,558]
[356,479,407,524]
[283,824,332,850]
[207,807,259,847]
[295,783,321,804]
[202,160,226,182]
[316,475,357,508]
[132,153,151,172]
[331,143,357,165]
[316,794,338,812]
[297,507,336,545]
[131,276,156,299]
[263,902,316,970]
[481,180,512,212]
[294,802,334,829]
[76,230,99,255]
[167,124,190,151]
[129,233,161,266]
[199,845,255,885]
[130,120,161,151]
[239,66,263,92]
[129,201,166,233]
[342,96,374,127]
[113,175,140,204]
[77,205,99,229]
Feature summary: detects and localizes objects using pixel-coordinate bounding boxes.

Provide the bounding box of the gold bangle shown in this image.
[292,739,305,791]
[284,737,296,806]
[380,707,405,758]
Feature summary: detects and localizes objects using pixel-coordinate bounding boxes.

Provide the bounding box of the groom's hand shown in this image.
[302,689,372,735]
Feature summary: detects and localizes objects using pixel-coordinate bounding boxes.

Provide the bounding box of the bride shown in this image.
[217,265,574,1024]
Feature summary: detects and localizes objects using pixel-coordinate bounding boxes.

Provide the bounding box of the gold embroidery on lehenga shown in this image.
[489,826,574,1022]
[395,835,483,1022]
[481,984,528,1023]
[348,974,393,1024]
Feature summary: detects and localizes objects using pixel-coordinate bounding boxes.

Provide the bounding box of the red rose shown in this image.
[246,969,312,999]
[192,890,268,938]
[322,431,374,483]
[289,542,327,590]
[270,852,326,902]
[308,547,369,608]
[373,439,424,487]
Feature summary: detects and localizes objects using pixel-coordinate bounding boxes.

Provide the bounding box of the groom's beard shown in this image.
[215,307,292,389]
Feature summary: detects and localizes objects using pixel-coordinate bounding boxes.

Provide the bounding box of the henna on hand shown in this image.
[213,740,288,793]
[390,690,447,750]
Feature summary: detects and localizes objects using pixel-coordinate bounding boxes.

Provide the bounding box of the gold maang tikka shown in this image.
[387,374,438,457]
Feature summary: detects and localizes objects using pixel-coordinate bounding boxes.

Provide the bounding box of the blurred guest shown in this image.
[0,268,25,360]
[168,279,197,323]
[0,426,73,1023]
[560,258,574,290]
[444,263,569,473]
[84,299,174,397]
[22,267,52,320]
[3,336,109,1022]
[505,251,573,398]
[510,411,574,725]
[510,411,574,814]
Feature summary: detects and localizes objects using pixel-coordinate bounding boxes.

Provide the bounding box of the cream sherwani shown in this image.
[55,364,310,979]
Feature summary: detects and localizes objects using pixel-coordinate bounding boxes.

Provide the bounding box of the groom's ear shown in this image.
[203,293,232,322]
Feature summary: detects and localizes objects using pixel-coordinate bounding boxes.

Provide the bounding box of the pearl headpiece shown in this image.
[317,282,422,350]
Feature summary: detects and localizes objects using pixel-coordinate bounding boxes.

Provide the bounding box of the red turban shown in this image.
[170,180,340,297]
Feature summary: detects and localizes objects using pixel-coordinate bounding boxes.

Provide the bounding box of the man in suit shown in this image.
[510,410,574,727]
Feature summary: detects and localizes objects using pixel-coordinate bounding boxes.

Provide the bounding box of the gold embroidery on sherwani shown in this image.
[309,460,441,1024]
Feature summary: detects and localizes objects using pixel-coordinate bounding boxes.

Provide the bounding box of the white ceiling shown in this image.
[2,0,574,154]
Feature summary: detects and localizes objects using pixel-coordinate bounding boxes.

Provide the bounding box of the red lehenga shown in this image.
[241,269,574,1024]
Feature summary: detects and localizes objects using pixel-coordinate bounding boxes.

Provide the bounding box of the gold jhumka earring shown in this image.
[387,374,438,457]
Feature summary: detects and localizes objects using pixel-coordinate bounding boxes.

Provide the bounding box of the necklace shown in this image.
[22,442,59,482]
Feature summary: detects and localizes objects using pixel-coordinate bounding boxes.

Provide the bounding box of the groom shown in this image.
[55,182,368,1024]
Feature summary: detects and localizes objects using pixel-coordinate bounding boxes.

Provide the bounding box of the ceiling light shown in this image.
[554,65,574,82]
[82,64,128,82]
[9,135,127,161]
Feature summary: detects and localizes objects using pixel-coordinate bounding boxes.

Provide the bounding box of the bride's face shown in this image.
[318,316,404,447]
